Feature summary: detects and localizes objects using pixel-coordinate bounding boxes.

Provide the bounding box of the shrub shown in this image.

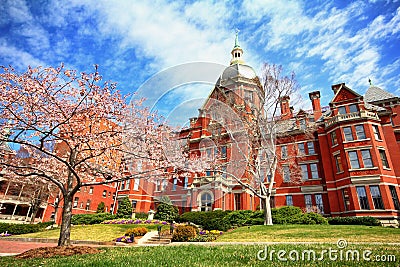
[203,217,231,231]
[328,216,381,226]
[96,202,105,213]
[125,227,148,237]
[154,201,179,222]
[117,196,132,218]
[134,212,148,219]
[172,225,198,242]
[0,223,41,235]
[71,213,117,225]
[179,210,230,228]
[303,212,328,225]
[223,210,253,226]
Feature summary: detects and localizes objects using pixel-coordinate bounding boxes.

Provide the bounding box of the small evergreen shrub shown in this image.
[117,196,133,218]
[125,227,148,237]
[172,225,198,242]
[134,212,148,219]
[328,216,381,226]
[96,202,106,213]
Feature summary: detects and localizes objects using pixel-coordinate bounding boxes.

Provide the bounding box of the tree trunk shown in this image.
[58,194,73,246]
[264,195,273,225]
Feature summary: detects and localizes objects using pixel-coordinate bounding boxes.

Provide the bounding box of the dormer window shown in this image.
[349,104,358,113]
[338,106,346,114]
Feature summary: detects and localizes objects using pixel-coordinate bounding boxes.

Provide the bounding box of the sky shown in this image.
[1,0,399,126]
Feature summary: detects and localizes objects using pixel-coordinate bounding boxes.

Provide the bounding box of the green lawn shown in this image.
[1,244,399,267]
[217,224,400,243]
[17,224,169,242]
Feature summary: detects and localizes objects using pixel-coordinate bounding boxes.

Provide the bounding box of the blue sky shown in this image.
[1,0,399,125]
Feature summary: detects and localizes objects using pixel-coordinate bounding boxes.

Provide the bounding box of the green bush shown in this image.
[0,222,41,235]
[223,210,253,227]
[328,216,381,226]
[96,202,106,213]
[134,212,148,219]
[125,227,148,237]
[303,212,328,225]
[117,196,132,218]
[172,225,198,242]
[154,201,179,222]
[71,213,117,225]
[272,206,303,224]
[179,210,230,227]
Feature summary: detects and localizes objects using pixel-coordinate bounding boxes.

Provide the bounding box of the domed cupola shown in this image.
[230,31,245,65]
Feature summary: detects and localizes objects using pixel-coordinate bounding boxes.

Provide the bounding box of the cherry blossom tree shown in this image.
[0,64,201,246]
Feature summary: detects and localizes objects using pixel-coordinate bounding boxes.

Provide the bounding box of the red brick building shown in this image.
[1,39,399,226]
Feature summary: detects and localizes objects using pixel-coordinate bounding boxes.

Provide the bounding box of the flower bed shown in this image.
[189,229,223,242]
[102,219,168,225]
[0,232,11,237]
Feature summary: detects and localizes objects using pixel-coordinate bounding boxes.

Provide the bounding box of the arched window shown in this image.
[201,193,212,211]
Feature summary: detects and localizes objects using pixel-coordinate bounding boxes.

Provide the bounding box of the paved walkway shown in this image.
[0,239,57,256]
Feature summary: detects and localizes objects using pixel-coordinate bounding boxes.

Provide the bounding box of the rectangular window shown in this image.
[307,142,315,154]
[73,197,79,208]
[131,200,137,210]
[331,131,338,146]
[355,125,366,139]
[343,127,354,141]
[342,188,350,211]
[137,161,142,172]
[206,170,212,176]
[102,190,107,197]
[305,194,312,211]
[310,163,319,179]
[172,178,177,191]
[349,104,358,113]
[234,193,241,210]
[283,166,290,182]
[348,151,360,169]
[286,195,293,206]
[369,185,384,209]
[281,145,288,159]
[125,179,130,190]
[315,194,324,214]
[221,146,227,158]
[356,186,370,210]
[372,125,381,140]
[162,179,167,191]
[361,149,373,168]
[221,165,227,179]
[206,148,212,158]
[244,90,253,102]
[85,200,91,210]
[183,177,188,189]
[389,186,400,210]
[298,143,305,154]
[335,154,343,173]
[338,106,346,114]
[133,178,140,191]
[155,180,160,191]
[299,119,306,130]
[89,187,94,194]
[300,164,308,180]
[379,150,389,168]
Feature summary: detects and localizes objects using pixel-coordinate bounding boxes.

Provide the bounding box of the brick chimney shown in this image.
[279,96,292,119]
[309,91,322,121]
[331,83,345,95]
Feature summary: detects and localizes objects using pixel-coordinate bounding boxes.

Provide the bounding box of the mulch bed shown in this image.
[15,246,102,259]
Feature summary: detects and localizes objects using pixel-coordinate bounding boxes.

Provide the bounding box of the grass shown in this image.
[0,244,398,267]
[217,224,400,243]
[17,224,169,242]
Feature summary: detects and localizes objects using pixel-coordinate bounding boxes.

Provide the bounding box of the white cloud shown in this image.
[0,41,44,68]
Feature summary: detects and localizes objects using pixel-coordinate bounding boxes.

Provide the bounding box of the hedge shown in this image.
[0,223,41,235]
[328,216,381,226]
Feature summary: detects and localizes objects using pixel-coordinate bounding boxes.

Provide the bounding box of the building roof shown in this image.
[364,85,397,103]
